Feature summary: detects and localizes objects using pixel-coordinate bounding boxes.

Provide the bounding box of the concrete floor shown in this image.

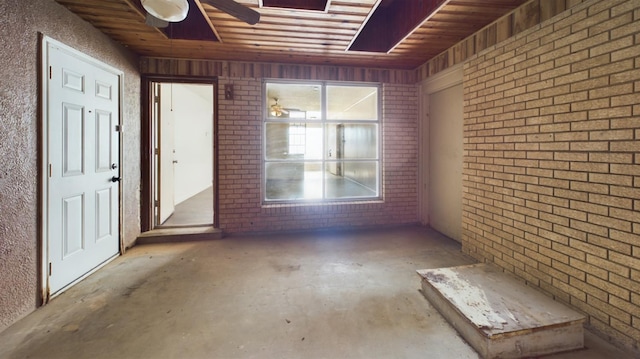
[0,226,632,359]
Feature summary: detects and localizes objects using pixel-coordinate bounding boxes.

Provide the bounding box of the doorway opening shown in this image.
[142,77,218,231]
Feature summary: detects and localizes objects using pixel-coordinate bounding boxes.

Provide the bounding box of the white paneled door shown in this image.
[44,39,121,294]
[157,83,176,224]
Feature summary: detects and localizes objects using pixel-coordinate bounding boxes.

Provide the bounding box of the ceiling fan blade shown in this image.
[201,0,260,25]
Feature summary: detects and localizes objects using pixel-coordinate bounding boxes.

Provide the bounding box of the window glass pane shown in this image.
[266,83,321,120]
[266,123,323,160]
[264,81,380,203]
[327,85,378,120]
[325,123,377,160]
[325,162,378,199]
[265,162,323,201]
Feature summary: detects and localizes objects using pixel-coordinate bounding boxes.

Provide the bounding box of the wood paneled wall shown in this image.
[416,0,587,81]
[141,0,588,84]
[140,57,417,84]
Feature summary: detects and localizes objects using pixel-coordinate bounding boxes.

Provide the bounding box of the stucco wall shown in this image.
[0,0,141,332]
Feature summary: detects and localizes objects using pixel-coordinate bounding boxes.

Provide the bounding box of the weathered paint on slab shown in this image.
[417,263,586,358]
[417,263,585,336]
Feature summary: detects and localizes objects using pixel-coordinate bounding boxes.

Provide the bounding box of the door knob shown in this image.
[110,176,121,183]
[111,163,118,169]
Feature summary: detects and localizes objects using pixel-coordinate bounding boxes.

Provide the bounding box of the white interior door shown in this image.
[158,83,176,224]
[429,84,463,242]
[46,40,120,294]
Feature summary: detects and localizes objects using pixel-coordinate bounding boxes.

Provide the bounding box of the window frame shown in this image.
[262,79,383,205]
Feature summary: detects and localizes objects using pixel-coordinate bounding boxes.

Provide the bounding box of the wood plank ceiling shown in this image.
[54,0,529,69]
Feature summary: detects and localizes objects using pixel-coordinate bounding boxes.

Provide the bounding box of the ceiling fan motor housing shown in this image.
[141,0,189,22]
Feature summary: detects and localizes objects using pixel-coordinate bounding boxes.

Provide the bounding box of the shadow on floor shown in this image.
[0,226,633,359]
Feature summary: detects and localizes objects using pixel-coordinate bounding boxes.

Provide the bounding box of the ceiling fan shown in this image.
[141,0,260,27]
[270,98,289,117]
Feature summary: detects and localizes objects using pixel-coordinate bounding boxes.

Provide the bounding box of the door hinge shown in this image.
[115,124,122,132]
[49,66,52,80]
[49,263,52,276]
[154,148,159,155]
[154,95,159,103]
[154,200,159,207]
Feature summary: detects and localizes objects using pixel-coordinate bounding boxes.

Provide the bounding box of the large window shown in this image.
[264,81,381,203]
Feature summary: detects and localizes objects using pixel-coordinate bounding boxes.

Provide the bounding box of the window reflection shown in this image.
[264,81,380,202]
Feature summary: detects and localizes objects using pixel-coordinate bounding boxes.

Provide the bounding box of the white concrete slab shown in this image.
[418,263,585,358]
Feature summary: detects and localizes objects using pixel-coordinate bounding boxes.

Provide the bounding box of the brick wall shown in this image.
[463,0,639,352]
[217,79,418,233]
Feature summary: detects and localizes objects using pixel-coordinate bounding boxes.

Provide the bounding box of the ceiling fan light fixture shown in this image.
[270,106,282,117]
[141,0,189,22]
[270,98,283,117]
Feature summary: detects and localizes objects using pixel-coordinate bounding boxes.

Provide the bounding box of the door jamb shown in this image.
[140,75,219,231]
[39,35,124,303]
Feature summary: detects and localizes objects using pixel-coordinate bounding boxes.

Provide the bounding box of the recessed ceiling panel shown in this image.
[349,0,448,53]
[261,0,329,12]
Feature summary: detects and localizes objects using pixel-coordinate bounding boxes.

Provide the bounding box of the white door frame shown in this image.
[40,35,124,301]
[418,63,463,226]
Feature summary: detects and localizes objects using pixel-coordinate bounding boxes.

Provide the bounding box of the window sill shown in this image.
[261,199,384,209]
